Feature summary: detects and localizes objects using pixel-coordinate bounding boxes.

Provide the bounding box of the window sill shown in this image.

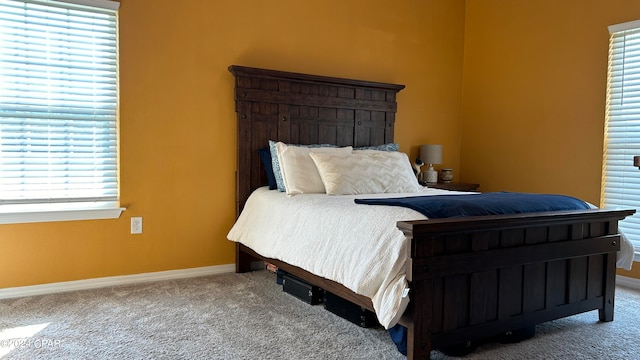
[0,203,125,224]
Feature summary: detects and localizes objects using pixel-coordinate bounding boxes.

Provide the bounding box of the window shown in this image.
[603,19,640,260]
[0,0,123,224]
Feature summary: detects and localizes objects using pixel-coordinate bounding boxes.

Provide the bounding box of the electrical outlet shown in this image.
[131,217,143,234]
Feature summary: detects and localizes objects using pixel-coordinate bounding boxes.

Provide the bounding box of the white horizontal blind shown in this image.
[0,0,119,205]
[603,20,640,257]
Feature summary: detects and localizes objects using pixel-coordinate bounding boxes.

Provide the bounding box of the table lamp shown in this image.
[420,144,442,183]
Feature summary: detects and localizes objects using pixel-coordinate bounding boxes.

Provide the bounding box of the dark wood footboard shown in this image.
[397,208,634,359]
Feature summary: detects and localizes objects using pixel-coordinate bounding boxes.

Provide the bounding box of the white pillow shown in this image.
[309,151,422,195]
[275,142,353,195]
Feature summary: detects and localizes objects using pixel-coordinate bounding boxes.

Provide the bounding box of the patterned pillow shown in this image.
[275,142,353,195]
[309,151,421,195]
[354,143,399,151]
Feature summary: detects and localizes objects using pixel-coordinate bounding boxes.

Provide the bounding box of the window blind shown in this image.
[603,20,640,258]
[0,0,119,205]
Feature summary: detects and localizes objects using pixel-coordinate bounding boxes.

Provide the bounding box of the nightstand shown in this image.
[426,182,479,192]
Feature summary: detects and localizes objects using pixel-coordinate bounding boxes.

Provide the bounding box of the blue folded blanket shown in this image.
[357,191,590,356]
[354,192,590,219]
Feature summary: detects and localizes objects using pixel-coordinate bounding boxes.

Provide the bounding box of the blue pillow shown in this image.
[258,148,277,190]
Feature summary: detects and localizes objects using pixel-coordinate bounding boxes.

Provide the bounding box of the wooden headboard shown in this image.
[228,65,405,216]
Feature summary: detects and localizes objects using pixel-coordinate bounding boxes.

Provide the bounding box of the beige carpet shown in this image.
[0,270,638,359]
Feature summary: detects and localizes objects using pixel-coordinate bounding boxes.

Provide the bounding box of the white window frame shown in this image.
[603,19,640,261]
[0,0,124,224]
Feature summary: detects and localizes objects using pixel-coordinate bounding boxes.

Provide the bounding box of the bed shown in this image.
[227,65,635,359]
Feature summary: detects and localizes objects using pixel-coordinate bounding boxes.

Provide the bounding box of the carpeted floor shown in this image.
[0,270,638,359]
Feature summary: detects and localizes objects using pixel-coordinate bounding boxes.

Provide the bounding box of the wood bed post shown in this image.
[403,229,435,359]
[406,279,433,360]
[600,219,624,322]
[600,252,618,322]
[235,243,256,273]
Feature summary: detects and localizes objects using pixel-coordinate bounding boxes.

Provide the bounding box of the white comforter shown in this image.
[227,187,635,329]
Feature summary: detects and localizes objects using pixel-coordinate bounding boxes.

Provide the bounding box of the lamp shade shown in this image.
[420,144,442,165]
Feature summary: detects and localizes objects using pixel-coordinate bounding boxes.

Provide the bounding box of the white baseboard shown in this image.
[616,275,640,290]
[2,266,634,301]
[0,264,236,300]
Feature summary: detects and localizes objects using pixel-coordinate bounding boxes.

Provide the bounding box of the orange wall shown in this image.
[460,0,640,204]
[460,0,640,278]
[0,0,466,288]
[5,0,640,289]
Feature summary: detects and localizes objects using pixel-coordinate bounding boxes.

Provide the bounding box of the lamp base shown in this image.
[424,166,438,184]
